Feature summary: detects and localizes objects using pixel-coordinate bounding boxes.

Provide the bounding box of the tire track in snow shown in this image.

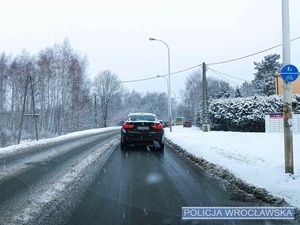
[0,136,119,225]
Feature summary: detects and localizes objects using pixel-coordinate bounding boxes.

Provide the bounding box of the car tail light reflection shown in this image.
[151,124,163,130]
[123,123,135,129]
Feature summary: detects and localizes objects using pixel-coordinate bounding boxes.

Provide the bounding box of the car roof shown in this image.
[128,113,156,116]
[126,113,159,122]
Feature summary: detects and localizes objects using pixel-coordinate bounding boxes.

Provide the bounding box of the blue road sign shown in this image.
[280,64,299,82]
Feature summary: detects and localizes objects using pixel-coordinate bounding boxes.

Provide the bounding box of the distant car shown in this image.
[121,113,164,151]
[183,121,192,127]
[117,120,124,126]
[176,117,185,125]
[159,120,167,128]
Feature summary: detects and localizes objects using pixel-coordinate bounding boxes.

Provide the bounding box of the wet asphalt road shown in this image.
[65,144,280,225]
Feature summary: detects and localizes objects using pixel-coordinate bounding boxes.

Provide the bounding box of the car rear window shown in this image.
[128,115,156,122]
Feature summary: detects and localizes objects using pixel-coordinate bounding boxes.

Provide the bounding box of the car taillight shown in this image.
[151,124,163,130]
[123,123,135,129]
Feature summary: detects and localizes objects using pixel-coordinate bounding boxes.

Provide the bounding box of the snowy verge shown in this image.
[0,134,113,184]
[165,126,299,223]
[5,138,119,225]
[165,139,299,223]
[0,127,120,158]
[166,139,287,204]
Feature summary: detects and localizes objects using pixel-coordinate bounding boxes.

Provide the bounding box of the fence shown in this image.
[265,112,300,133]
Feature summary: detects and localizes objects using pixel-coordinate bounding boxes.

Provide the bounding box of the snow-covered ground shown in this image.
[0,127,118,158]
[1,125,299,210]
[165,126,300,209]
[0,127,120,225]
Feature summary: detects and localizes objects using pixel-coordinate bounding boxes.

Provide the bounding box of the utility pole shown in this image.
[201,62,210,131]
[18,73,30,144]
[17,73,39,144]
[29,73,39,141]
[94,94,97,128]
[282,0,293,174]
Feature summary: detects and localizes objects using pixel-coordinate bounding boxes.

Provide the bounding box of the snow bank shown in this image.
[165,126,300,209]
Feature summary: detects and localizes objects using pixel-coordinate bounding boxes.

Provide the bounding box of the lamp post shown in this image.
[171,91,178,119]
[157,75,170,127]
[150,38,172,132]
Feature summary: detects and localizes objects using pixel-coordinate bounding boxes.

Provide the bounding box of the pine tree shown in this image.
[235,86,242,97]
[252,54,282,96]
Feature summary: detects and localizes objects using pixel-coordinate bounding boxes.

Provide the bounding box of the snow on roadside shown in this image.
[165,126,300,209]
[0,134,109,182]
[7,138,119,225]
[0,127,120,224]
[0,127,120,158]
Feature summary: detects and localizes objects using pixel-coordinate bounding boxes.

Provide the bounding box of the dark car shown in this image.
[159,120,167,128]
[183,121,192,127]
[121,113,164,151]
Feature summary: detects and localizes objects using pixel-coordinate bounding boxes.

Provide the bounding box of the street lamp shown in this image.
[150,37,172,132]
[157,75,170,126]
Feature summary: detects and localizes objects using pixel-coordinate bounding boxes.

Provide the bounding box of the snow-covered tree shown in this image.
[181,70,202,121]
[0,53,10,113]
[212,80,234,99]
[252,54,282,96]
[94,70,124,127]
[140,92,168,119]
[182,70,235,125]
[240,81,256,97]
[234,86,242,97]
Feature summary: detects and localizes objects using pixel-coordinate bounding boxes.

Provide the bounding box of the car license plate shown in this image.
[137,126,149,130]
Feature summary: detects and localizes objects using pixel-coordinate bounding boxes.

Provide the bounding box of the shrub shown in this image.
[209,94,300,132]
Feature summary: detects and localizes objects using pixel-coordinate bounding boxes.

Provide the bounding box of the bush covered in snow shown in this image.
[209,94,300,132]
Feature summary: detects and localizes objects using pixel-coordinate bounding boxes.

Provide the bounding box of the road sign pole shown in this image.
[280,64,298,175]
[283,82,293,174]
[282,0,294,174]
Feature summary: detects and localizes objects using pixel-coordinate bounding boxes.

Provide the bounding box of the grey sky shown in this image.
[1,0,299,98]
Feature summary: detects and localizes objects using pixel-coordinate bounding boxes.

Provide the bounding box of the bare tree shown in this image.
[94,70,124,127]
[140,92,167,119]
[0,53,10,113]
[68,55,91,131]
[181,70,202,121]
[36,39,92,134]
[0,39,94,146]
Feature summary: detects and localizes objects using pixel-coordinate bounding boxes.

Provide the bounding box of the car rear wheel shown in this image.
[120,141,127,150]
[158,143,164,151]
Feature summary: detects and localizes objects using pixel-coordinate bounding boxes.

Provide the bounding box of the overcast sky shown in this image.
[1,0,300,98]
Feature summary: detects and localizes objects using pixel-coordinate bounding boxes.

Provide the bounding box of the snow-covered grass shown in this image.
[165,126,300,209]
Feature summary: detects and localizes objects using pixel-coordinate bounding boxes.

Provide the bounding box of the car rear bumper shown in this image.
[121,130,164,144]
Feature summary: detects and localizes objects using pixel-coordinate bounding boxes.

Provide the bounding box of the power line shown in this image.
[207,36,300,66]
[207,67,240,86]
[1,36,299,85]
[167,64,201,76]
[122,36,300,83]
[121,64,201,83]
[207,67,250,82]
[121,76,158,83]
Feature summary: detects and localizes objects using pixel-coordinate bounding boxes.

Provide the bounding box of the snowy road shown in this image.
[65,144,293,225]
[0,128,296,225]
[0,130,120,225]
